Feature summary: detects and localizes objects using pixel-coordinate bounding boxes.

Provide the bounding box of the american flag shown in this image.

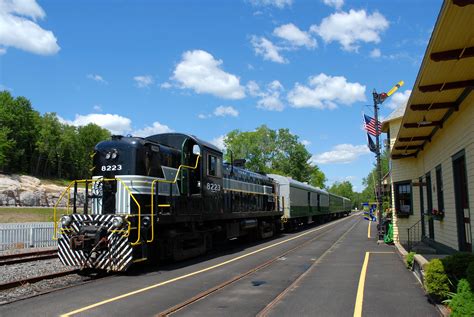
[364,114,382,136]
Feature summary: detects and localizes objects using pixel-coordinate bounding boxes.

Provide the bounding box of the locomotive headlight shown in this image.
[60,215,72,226]
[111,150,118,159]
[105,152,111,160]
[142,216,151,228]
[112,216,124,228]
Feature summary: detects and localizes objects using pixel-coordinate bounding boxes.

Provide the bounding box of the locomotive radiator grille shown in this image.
[58,214,133,272]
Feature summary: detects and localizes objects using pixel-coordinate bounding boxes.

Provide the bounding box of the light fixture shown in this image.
[417,115,432,126]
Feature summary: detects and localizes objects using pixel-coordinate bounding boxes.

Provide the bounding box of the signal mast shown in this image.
[372,80,404,240]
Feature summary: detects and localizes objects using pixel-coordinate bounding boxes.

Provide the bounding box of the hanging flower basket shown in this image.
[430,209,444,221]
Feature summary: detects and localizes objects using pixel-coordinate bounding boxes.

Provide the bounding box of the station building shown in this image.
[382,0,474,253]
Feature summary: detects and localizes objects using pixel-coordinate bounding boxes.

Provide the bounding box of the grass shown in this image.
[38,178,72,187]
[0,207,68,223]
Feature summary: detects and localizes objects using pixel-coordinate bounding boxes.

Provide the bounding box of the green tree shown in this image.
[0,127,14,169]
[77,123,110,177]
[0,91,40,173]
[329,181,354,200]
[360,150,390,204]
[57,124,80,179]
[224,125,326,188]
[310,165,327,189]
[35,113,62,177]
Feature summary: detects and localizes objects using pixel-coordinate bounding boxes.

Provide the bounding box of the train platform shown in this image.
[0,214,440,317]
[262,216,439,317]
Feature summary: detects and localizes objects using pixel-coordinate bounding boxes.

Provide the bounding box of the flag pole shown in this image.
[372,89,384,241]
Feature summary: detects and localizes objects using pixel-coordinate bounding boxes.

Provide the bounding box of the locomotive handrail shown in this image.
[53,178,141,245]
[53,181,75,240]
[150,155,201,243]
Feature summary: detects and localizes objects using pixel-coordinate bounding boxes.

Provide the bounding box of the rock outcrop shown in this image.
[0,174,82,207]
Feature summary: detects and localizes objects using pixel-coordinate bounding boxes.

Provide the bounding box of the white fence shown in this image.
[0,222,57,251]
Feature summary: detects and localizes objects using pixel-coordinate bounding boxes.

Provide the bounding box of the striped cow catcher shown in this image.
[58,214,133,272]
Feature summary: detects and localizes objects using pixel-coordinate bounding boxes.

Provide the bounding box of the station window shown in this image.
[394,181,412,215]
[436,165,444,212]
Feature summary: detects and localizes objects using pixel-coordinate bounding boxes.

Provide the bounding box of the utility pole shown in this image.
[372,89,384,240]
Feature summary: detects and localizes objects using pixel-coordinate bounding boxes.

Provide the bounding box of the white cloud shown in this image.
[172,50,245,99]
[93,104,102,112]
[257,80,285,111]
[273,23,316,48]
[0,83,12,91]
[311,144,369,164]
[210,135,226,151]
[288,73,366,109]
[322,0,344,10]
[58,113,174,137]
[249,0,293,9]
[199,106,239,119]
[301,139,311,146]
[246,80,261,97]
[311,9,389,52]
[370,48,381,58]
[87,74,107,84]
[0,47,6,55]
[160,82,172,89]
[132,121,173,137]
[64,113,132,135]
[0,0,60,55]
[385,89,411,110]
[214,106,239,117]
[258,95,284,111]
[133,75,154,88]
[251,36,287,64]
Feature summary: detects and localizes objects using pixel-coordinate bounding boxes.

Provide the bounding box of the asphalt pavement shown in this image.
[0,214,439,317]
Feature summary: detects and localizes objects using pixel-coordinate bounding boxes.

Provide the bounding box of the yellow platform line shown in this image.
[61,214,358,317]
[353,251,394,317]
[367,221,371,239]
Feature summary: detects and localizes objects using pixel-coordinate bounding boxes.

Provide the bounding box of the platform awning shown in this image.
[391,0,474,159]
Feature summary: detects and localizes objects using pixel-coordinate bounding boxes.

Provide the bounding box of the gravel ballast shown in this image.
[0,257,83,304]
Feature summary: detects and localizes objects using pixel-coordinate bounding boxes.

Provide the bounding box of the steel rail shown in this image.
[0,269,78,291]
[0,249,58,266]
[155,215,359,317]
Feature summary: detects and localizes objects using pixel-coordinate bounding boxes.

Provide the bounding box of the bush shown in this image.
[442,253,474,282]
[406,251,416,269]
[425,259,450,300]
[449,279,474,317]
[467,262,474,291]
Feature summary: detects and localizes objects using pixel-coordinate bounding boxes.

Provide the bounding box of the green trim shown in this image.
[288,205,342,218]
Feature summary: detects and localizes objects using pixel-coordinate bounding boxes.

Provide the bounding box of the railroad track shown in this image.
[0,249,58,266]
[156,215,360,316]
[0,269,79,291]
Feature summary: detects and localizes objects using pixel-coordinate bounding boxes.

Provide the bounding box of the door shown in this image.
[453,150,472,252]
[419,177,426,237]
[426,172,435,239]
[202,150,223,213]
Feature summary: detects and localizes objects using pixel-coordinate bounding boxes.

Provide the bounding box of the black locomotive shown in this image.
[56,133,282,271]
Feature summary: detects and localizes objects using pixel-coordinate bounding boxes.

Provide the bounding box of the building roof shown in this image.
[381,102,407,132]
[391,0,474,159]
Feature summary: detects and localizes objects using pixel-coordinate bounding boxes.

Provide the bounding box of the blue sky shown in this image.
[0,0,442,191]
